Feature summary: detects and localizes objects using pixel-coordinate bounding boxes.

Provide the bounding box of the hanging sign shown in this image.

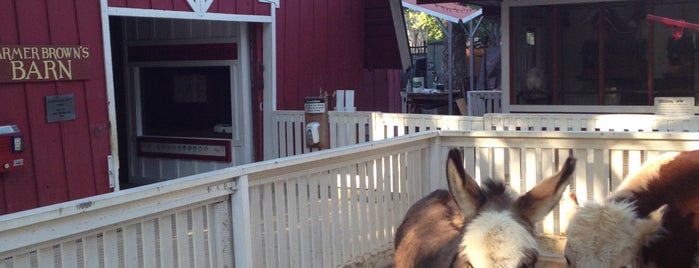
[0,45,91,83]
[304,97,327,114]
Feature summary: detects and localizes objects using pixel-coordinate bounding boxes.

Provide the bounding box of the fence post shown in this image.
[266,112,281,160]
[232,175,253,268]
[427,137,442,194]
[370,112,382,142]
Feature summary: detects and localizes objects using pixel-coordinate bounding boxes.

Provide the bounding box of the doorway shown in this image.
[109,17,254,188]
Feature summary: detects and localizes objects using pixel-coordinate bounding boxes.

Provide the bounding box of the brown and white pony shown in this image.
[565,150,699,268]
[394,148,576,268]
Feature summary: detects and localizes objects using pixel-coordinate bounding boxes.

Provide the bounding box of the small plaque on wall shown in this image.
[46,94,76,123]
[654,97,695,116]
[137,137,231,162]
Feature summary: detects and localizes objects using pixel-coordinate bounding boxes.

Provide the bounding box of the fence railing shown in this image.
[3,130,699,267]
[270,111,485,158]
[483,113,699,132]
[270,111,699,159]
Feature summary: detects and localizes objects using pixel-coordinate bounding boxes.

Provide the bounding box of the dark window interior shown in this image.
[511,1,699,106]
[140,66,232,138]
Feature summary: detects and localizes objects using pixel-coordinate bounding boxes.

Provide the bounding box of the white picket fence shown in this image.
[467,90,502,116]
[269,111,485,158]
[270,111,699,158]
[483,113,699,132]
[3,130,699,268]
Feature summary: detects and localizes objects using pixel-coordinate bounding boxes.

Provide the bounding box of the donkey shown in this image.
[564,150,699,268]
[394,148,576,268]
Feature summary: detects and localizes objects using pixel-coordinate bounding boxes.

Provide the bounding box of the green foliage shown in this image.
[404,8,444,43]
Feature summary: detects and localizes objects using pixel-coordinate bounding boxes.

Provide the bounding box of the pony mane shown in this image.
[566,201,640,261]
[615,152,678,194]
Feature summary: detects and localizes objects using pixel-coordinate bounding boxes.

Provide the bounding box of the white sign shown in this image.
[304,98,326,114]
[654,97,695,116]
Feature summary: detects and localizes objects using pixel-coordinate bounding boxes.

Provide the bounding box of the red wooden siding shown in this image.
[276,0,403,112]
[0,0,111,214]
[108,0,271,16]
[364,0,405,70]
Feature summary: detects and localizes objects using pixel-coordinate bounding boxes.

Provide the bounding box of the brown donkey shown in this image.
[394,149,576,268]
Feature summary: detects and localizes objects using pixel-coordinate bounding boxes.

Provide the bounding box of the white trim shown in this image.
[262,5,278,160]
[238,23,254,164]
[508,105,654,114]
[100,0,120,191]
[500,4,511,113]
[508,105,699,114]
[461,9,482,24]
[258,0,280,8]
[186,0,216,14]
[107,7,273,23]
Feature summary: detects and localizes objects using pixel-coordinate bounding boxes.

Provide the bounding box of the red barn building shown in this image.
[0,0,409,214]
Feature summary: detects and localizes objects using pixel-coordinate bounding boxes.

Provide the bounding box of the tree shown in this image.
[404,8,444,46]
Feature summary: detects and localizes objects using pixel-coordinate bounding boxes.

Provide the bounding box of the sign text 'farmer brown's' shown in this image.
[0,45,91,83]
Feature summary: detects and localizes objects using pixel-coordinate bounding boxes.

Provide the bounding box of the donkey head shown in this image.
[394,149,576,268]
[564,194,666,268]
[452,150,576,267]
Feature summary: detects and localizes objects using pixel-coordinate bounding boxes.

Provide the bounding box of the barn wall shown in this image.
[0,0,112,214]
[107,0,271,16]
[276,0,403,112]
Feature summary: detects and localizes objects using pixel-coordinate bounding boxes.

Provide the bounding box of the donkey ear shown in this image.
[446,149,483,219]
[562,193,580,220]
[560,193,581,235]
[516,157,577,224]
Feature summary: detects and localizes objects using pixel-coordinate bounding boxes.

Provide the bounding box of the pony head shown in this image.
[564,194,666,268]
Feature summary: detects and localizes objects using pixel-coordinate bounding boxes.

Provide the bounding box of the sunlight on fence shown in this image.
[3,129,699,267]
